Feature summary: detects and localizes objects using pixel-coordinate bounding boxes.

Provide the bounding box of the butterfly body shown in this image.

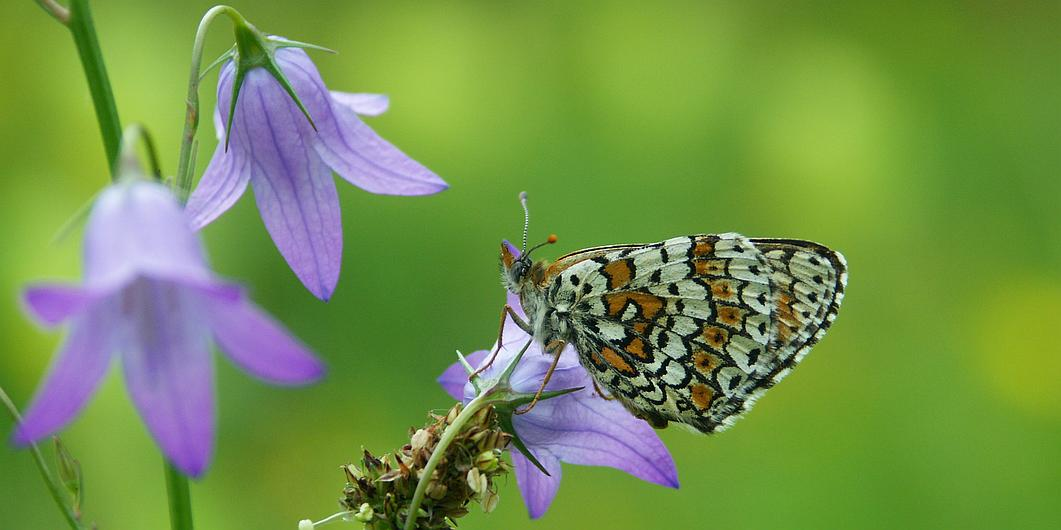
[500,233,846,433]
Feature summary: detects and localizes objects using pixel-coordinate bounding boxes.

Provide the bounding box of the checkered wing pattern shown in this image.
[538,233,846,433]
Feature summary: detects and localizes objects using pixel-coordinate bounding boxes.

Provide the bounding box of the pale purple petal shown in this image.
[512,448,562,519]
[117,278,215,477]
[22,284,99,326]
[184,144,250,230]
[85,181,212,292]
[13,302,116,444]
[275,49,448,196]
[437,350,488,400]
[514,393,679,489]
[206,294,324,384]
[330,92,389,117]
[237,69,343,300]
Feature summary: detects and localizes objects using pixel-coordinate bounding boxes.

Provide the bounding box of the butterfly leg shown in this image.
[469,304,533,380]
[591,378,616,401]
[514,339,567,415]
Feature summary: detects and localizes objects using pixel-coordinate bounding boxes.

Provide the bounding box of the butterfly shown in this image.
[488,194,847,433]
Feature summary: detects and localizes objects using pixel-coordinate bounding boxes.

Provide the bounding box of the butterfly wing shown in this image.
[749,238,847,382]
[543,233,845,433]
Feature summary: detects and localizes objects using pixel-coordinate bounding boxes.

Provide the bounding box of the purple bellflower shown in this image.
[14,179,324,477]
[186,36,447,301]
[438,293,678,519]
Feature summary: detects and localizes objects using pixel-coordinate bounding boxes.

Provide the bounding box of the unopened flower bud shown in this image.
[353,503,374,522]
[410,428,431,451]
[482,488,500,513]
[466,468,487,496]
[475,450,499,472]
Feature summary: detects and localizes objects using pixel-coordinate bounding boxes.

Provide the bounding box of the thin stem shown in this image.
[312,510,354,527]
[403,393,492,530]
[164,461,194,530]
[0,385,82,529]
[174,4,242,201]
[34,0,70,23]
[118,124,164,180]
[67,0,122,177]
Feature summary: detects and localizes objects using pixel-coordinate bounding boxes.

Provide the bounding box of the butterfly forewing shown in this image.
[527,233,846,434]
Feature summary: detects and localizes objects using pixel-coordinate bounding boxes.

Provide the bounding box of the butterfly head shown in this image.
[500,192,556,293]
[500,234,556,292]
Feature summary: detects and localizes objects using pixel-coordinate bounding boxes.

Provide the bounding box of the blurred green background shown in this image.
[2,1,1060,528]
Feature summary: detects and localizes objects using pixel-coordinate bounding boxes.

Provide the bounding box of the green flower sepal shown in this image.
[206,8,335,148]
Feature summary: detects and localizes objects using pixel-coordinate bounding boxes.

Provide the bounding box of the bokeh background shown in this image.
[2,1,1060,528]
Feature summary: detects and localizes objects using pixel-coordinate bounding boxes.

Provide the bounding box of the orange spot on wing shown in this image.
[691,383,714,411]
[693,239,715,257]
[606,292,664,319]
[775,290,799,343]
[589,350,608,370]
[601,347,636,375]
[702,325,729,349]
[710,279,736,300]
[695,259,725,276]
[717,305,745,327]
[626,337,649,360]
[693,350,721,374]
[603,259,633,289]
[632,322,648,335]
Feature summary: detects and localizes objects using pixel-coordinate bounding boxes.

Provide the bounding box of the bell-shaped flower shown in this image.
[438,293,678,518]
[186,29,447,301]
[13,178,325,477]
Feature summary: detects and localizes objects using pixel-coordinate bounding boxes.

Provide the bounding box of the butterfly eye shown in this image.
[513,260,530,282]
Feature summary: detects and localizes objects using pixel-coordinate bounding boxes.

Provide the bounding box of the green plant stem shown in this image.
[164,461,194,530]
[403,393,492,530]
[67,0,122,178]
[175,4,241,201]
[0,385,82,529]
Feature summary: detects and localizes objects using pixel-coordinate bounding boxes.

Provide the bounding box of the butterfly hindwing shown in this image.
[540,234,784,432]
[518,232,846,434]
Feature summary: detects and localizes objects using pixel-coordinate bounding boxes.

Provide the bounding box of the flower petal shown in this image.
[237,70,343,300]
[13,304,116,445]
[85,181,212,292]
[184,143,250,230]
[22,284,99,326]
[330,92,389,117]
[275,49,448,196]
[186,60,249,230]
[514,392,679,489]
[512,448,563,519]
[118,279,215,477]
[437,350,488,400]
[206,294,324,384]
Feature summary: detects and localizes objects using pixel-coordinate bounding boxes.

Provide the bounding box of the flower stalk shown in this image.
[66,0,123,177]
[175,4,242,201]
[164,461,194,530]
[0,385,83,529]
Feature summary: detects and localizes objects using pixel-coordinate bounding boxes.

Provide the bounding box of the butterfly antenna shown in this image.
[519,191,530,253]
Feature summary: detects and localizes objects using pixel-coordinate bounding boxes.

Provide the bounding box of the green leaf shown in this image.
[495,408,549,476]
